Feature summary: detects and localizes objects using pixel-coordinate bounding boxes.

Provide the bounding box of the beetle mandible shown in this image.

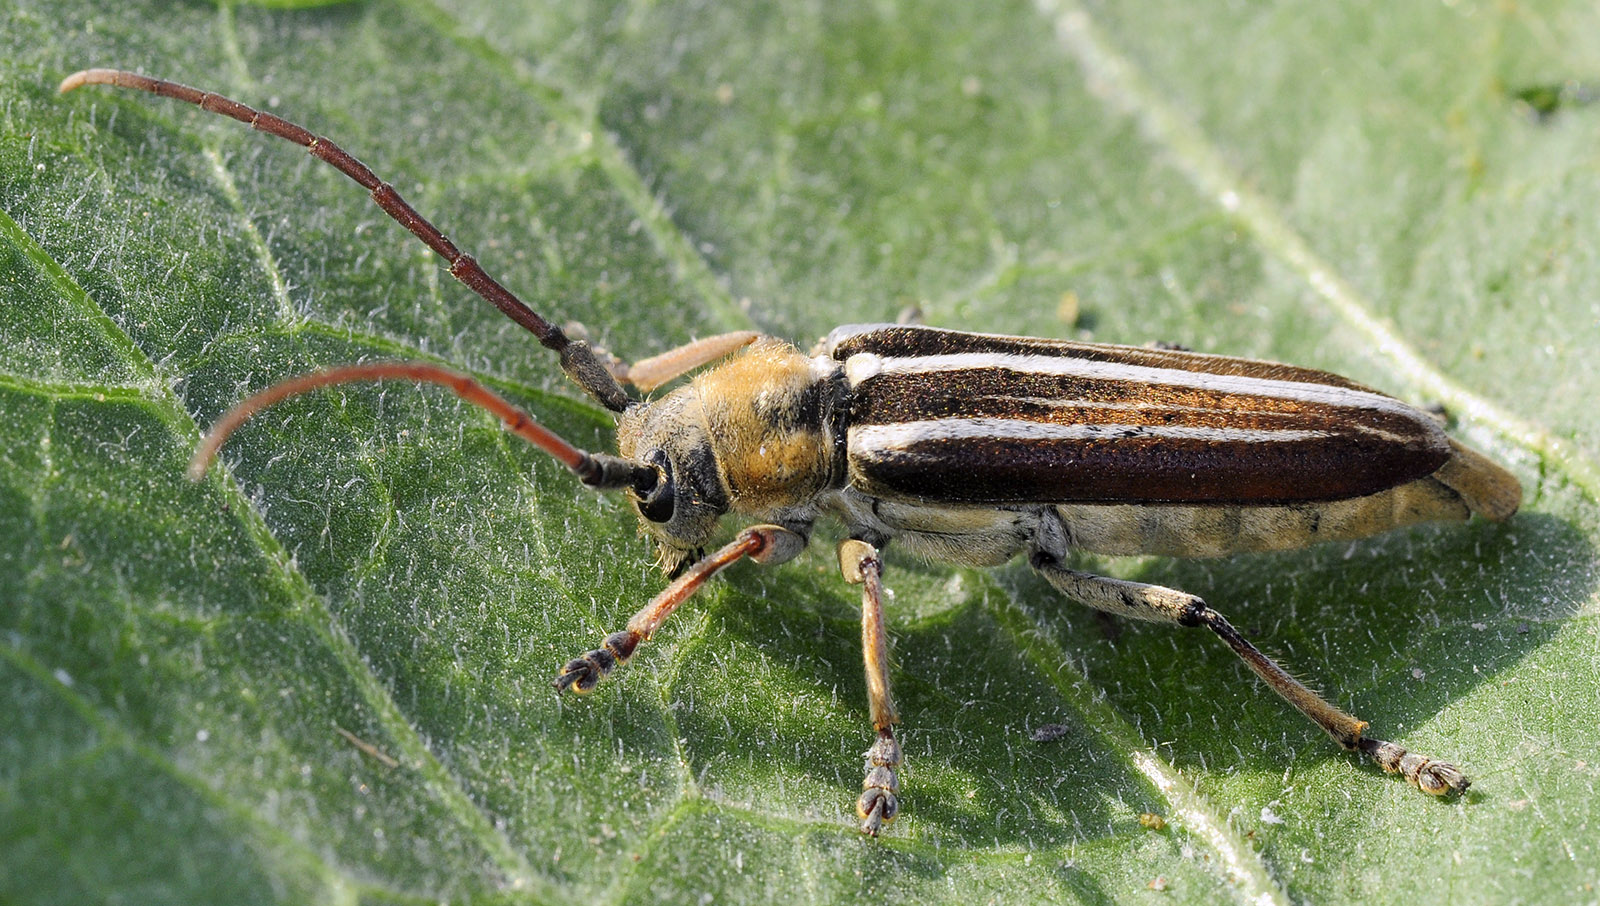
[61,69,1521,836]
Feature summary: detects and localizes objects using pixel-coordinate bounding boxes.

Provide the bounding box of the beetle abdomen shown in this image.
[1053,478,1470,557]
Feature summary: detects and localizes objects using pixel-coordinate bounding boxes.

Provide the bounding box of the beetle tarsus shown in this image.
[553,631,640,695]
[552,653,607,694]
[1359,736,1470,795]
[857,731,902,836]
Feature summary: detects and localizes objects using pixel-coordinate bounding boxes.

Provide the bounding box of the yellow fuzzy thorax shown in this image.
[691,340,832,514]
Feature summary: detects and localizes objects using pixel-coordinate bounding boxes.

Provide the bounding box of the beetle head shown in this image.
[616,389,730,576]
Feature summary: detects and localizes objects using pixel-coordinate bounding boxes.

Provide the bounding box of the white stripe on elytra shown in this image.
[843,350,1416,418]
[986,396,1416,443]
[851,418,1330,452]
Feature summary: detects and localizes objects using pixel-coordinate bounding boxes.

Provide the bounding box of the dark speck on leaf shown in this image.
[1031,723,1072,743]
[1511,80,1595,121]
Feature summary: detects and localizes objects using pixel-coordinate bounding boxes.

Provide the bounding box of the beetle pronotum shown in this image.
[61,68,1522,836]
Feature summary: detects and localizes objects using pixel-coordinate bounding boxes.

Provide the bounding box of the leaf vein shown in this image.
[985,584,1291,906]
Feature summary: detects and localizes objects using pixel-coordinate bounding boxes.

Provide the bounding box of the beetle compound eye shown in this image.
[638,484,676,523]
[636,449,676,523]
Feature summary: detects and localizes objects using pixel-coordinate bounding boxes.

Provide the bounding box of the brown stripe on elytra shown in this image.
[850,430,1446,505]
[848,367,1435,445]
[827,325,1376,392]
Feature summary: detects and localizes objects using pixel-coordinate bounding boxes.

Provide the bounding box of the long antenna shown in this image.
[188,362,657,494]
[61,68,632,413]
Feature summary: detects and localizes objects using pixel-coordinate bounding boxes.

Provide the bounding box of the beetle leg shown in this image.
[554,524,803,694]
[839,539,902,836]
[607,331,762,391]
[1030,553,1469,796]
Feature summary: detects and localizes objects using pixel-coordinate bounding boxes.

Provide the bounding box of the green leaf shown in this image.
[3,0,1598,903]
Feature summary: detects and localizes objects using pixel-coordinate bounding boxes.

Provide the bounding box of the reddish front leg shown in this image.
[554,524,804,694]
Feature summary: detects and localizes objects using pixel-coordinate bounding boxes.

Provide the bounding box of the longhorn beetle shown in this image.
[61,69,1522,836]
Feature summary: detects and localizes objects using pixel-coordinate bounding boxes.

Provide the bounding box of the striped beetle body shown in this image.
[595,322,1518,833]
[622,323,1515,570]
[67,69,1521,838]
